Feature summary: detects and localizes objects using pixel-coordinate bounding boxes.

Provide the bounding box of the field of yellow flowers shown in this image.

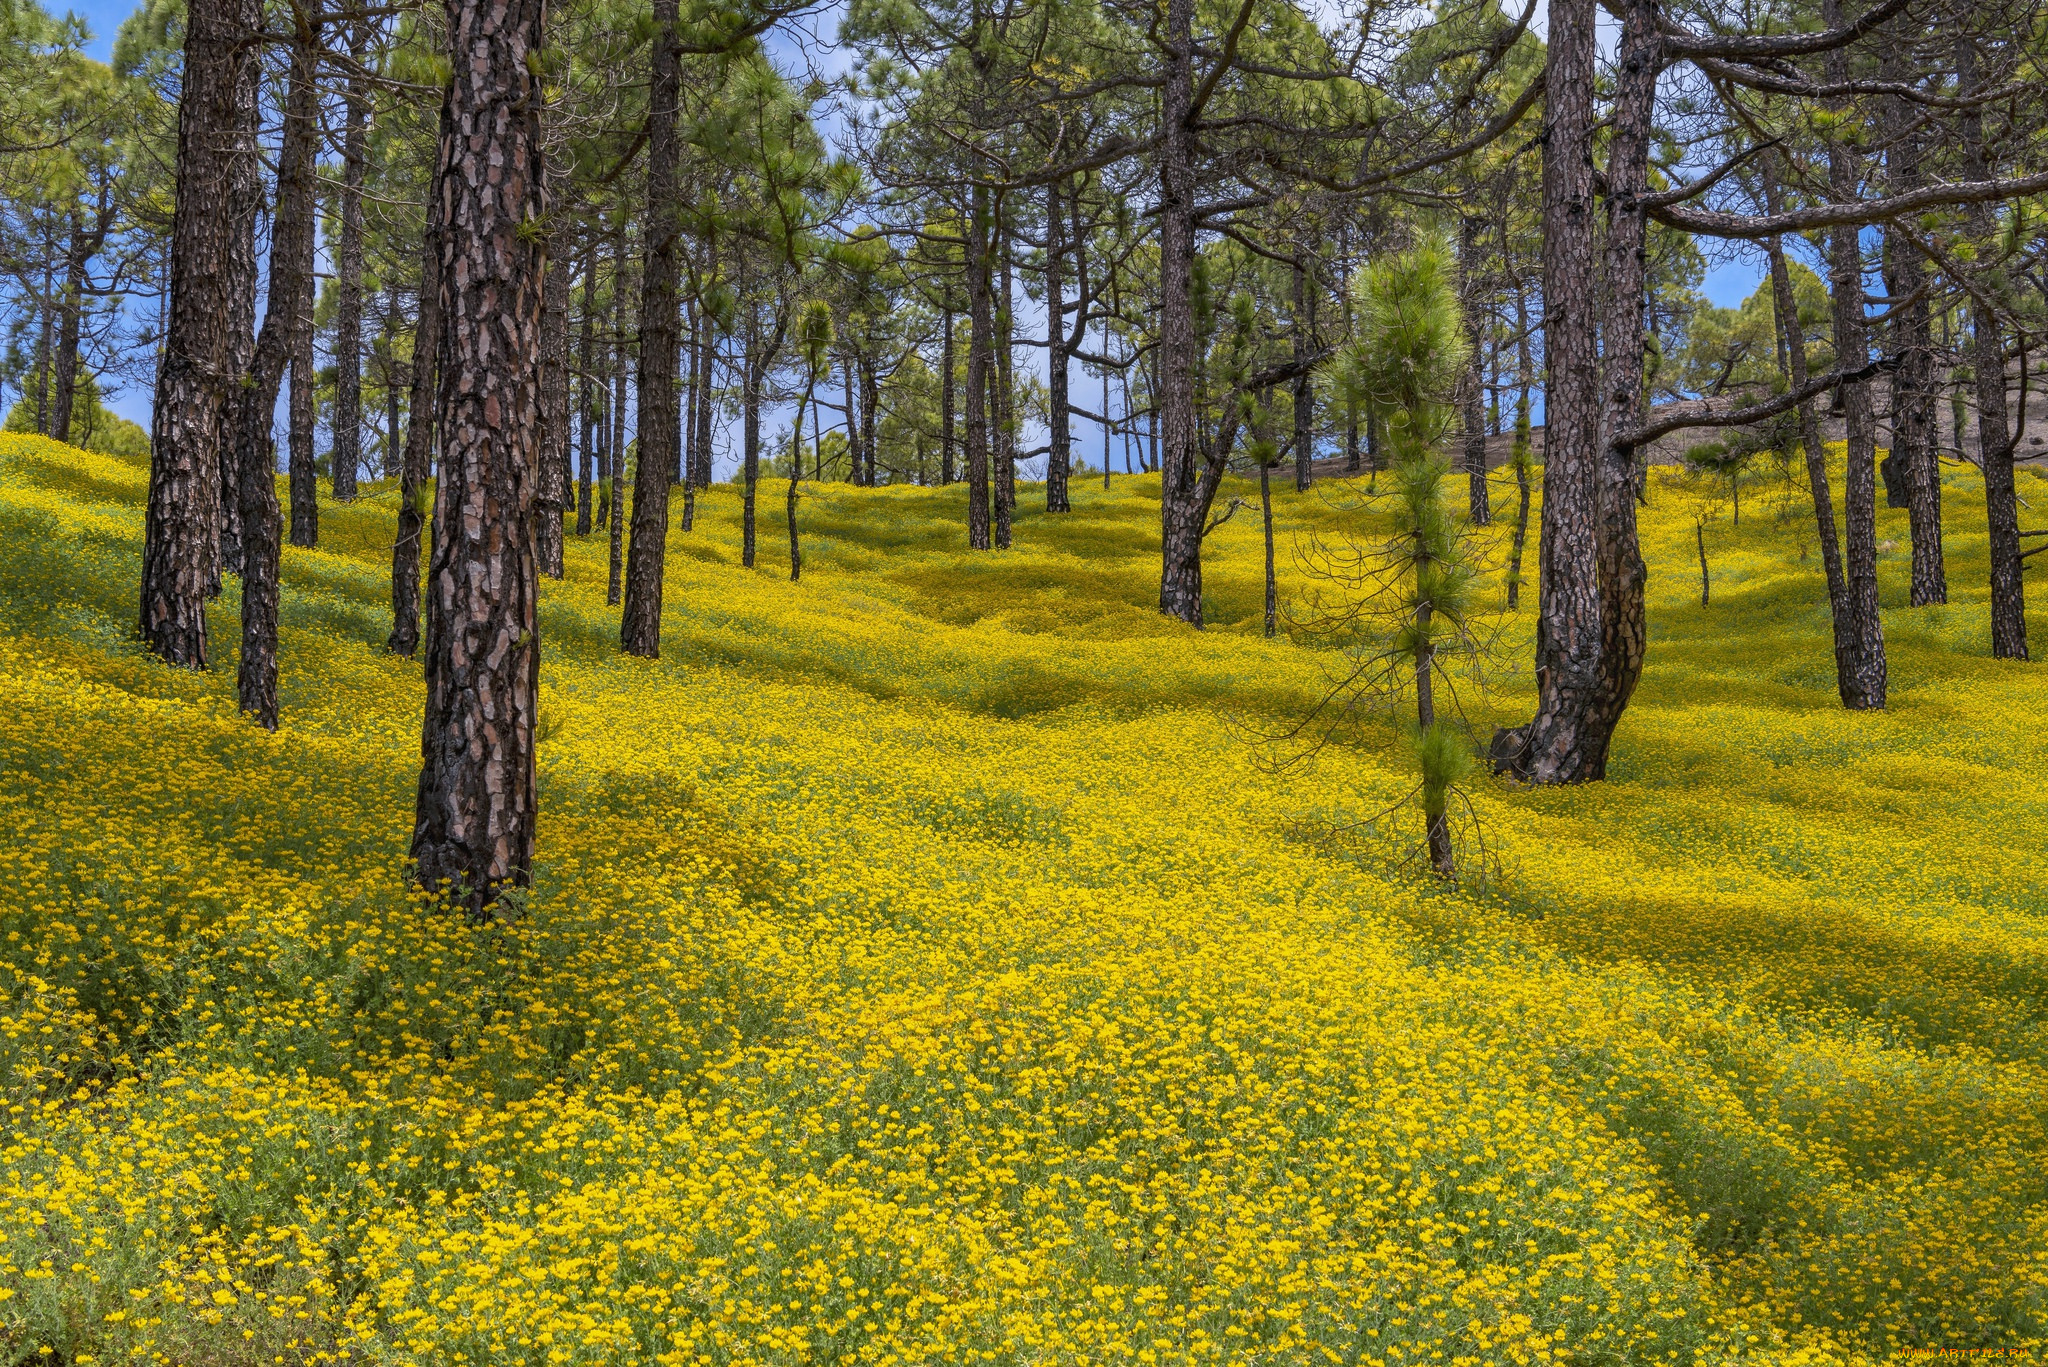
[0,431,2045,1366]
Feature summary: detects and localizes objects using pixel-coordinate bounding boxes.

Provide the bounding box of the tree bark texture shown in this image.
[389,168,445,658]
[622,3,681,654]
[50,215,88,444]
[1823,6,1887,707]
[1155,0,1203,624]
[215,20,262,584]
[411,0,547,913]
[1045,179,1072,513]
[1293,255,1314,494]
[576,235,595,535]
[231,9,321,728]
[331,22,369,497]
[940,305,956,486]
[288,254,318,548]
[1458,215,1490,524]
[139,0,256,669]
[1880,65,1943,606]
[965,184,993,551]
[1958,37,2026,659]
[1582,0,1656,769]
[1489,0,1603,780]
[536,212,570,580]
[995,228,1016,549]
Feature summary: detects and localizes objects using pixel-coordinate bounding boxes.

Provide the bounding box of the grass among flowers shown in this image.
[0,430,2045,1365]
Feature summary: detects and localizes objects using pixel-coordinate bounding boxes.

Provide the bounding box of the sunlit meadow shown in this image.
[2,431,2046,1365]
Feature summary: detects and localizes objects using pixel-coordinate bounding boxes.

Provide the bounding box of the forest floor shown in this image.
[2,432,2047,1365]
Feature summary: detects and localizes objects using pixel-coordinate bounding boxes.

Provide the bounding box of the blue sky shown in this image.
[59,0,1771,460]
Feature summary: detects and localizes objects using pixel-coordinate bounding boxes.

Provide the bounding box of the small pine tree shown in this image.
[1277,242,1486,879]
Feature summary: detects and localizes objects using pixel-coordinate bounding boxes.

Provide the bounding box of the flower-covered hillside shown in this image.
[2,431,2046,1365]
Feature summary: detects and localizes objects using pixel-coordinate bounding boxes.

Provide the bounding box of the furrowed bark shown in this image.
[1156,0,1203,624]
[1489,0,1602,780]
[1957,36,2026,660]
[622,0,681,656]
[233,7,322,729]
[1459,215,1490,524]
[140,0,253,669]
[1880,73,1943,606]
[940,304,955,486]
[965,182,993,551]
[331,21,369,499]
[215,3,263,590]
[1293,253,1315,495]
[537,208,571,581]
[1823,0,1886,708]
[1044,178,1071,513]
[412,0,548,916]
[389,179,444,659]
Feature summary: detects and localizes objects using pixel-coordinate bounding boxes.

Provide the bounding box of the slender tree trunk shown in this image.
[1958,37,2026,659]
[389,154,445,658]
[331,21,368,515]
[1878,66,1943,605]
[740,304,786,569]
[50,217,87,444]
[680,298,697,488]
[788,379,808,580]
[695,310,715,487]
[215,17,263,588]
[287,228,317,549]
[1822,6,1887,706]
[31,248,52,435]
[1459,215,1490,524]
[1293,254,1314,493]
[860,354,878,485]
[382,284,403,475]
[607,229,628,602]
[1260,458,1276,637]
[1156,0,1202,623]
[622,4,680,655]
[940,304,956,486]
[1506,289,1533,610]
[231,9,321,728]
[1414,580,1451,877]
[1578,0,1657,768]
[1697,519,1710,607]
[576,235,594,535]
[140,0,255,668]
[965,184,993,551]
[536,208,570,580]
[995,219,1016,548]
[412,0,547,914]
[1489,0,1603,780]
[1045,179,1072,512]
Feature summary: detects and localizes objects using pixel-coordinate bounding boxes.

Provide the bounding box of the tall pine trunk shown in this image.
[940,305,956,485]
[1458,215,1490,523]
[536,208,571,580]
[389,167,444,659]
[1045,179,1072,512]
[215,13,263,588]
[50,215,88,444]
[576,234,595,535]
[1822,0,1887,706]
[965,184,993,550]
[1958,37,2026,659]
[232,7,322,728]
[1488,0,1603,779]
[621,0,681,654]
[1155,0,1202,623]
[330,22,369,511]
[140,0,255,668]
[1292,254,1314,493]
[995,224,1016,548]
[412,0,548,915]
